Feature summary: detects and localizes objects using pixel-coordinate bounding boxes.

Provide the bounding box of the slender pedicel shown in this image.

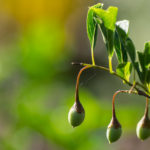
[68,66,91,127]
[106,91,122,143]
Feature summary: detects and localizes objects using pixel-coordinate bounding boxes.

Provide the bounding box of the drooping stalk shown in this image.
[144,97,149,118]
[75,66,92,112]
[68,66,92,127]
[112,91,119,119]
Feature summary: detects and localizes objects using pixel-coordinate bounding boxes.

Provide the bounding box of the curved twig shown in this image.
[72,62,150,99]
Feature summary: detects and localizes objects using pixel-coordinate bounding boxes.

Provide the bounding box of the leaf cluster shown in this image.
[87,3,150,93]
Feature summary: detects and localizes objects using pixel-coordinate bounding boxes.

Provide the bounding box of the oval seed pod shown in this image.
[107,91,122,143]
[68,66,89,127]
[136,116,150,140]
[68,101,85,127]
[136,98,150,140]
[106,116,122,143]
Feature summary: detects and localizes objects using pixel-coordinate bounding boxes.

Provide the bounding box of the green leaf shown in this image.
[137,47,150,84]
[138,51,145,73]
[114,29,128,63]
[125,38,136,63]
[97,21,114,57]
[144,42,150,67]
[138,42,150,84]
[121,43,128,63]
[116,20,129,39]
[92,6,118,31]
[91,5,118,66]
[87,3,103,64]
[114,20,130,64]
[134,62,144,83]
[114,34,128,63]
[116,62,132,82]
[87,3,103,47]
[146,71,150,84]
[114,31,122,63]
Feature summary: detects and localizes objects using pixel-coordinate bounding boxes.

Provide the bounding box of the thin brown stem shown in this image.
[112,91,120,119]
[72,62,150,99]
[145,97,149,117]
[112,90,137,118]
[112,90,133,118]
[75,65,92,103]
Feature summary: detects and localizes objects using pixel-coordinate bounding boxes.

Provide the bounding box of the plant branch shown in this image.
[75,65,92,103]
[72,62,150,99]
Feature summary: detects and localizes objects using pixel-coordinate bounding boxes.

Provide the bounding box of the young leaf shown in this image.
[125,38,136,63]
[114,31,123,64]
[93,5,118,57]
[143,42,150,84]
[121,43,128,63]
[95,20,115,58]
[134,62,144,83]
[92,5,118,71]
[116,62,132,82]
[116,20,129,39]
[144,42,150,67]
[146,70,150,85]
[87,3,103,64]
[114,33,128,63]
[114,20,130,64]
[92,6,118,31]
[138,51,145,73]
[114,32,128,63]
[137,50,150,84]
[87,3,103,47]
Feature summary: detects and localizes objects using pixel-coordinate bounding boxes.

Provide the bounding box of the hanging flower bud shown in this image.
[68,101,85,127]
[107,91,122,143]
[136,116,150,140]
[136,97,150,140]
[106,115,122,143]
[68,66,89,127]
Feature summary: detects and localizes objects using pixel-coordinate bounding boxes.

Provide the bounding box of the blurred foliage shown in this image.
[19,20,67,79]
[0,0,149,150]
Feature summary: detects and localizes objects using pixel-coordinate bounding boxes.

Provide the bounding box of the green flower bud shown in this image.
[68,102,85,127]
[136,116,150,140]
[106,117,122,143]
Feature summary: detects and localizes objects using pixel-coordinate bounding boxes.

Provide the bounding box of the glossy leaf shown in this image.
[87,3,103,48]
[138,52,145,73]
[116,62,132,82]
[125,38,136,63]
[136,42,150,84]
[143,42,150,84]
[97,21,115,57]
[92,6,118,31]
[134,62,144,83]
[144,42,150,67]
[121,43,128,63]
[114,31,122,63]
[116,20,129,39]
[114,30,128,63]
[92,5,118,59]
[114,20,130,64]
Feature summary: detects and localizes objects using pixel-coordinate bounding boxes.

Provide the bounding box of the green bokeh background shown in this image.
[0,0,150,149]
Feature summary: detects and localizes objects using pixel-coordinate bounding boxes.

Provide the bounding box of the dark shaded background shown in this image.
[0,0,150,149]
